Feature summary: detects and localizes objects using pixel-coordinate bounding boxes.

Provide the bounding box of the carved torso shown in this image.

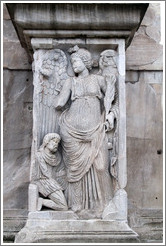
[66,74,104,131]
[71,74,103,100]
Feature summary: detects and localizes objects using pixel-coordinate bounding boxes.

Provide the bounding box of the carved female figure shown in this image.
[55,47,114,216]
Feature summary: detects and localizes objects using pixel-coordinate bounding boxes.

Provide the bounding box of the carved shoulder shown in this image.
[95,74,106,93]
[63,78,72,90]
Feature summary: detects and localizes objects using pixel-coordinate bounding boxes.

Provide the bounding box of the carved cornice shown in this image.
[6,3,148,61]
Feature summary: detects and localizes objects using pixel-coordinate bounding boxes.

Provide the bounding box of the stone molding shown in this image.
[3,208,163,243]
[6,3,148,60]
[3,209,28,242]
[14,211,139,243]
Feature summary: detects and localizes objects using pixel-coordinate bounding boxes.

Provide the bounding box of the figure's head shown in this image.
[42,133,61,153]
[69,45,92,73]
[99,49,117,68]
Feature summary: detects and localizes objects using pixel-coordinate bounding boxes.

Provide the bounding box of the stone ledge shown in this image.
[3,209,28,243]
[14,213,139,243]
[128,208,163,242]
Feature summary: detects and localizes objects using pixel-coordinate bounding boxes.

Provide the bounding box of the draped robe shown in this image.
[59,74,113,213]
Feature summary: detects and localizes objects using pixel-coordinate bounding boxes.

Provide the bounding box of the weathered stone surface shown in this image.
[145,25,161,43]
[126,71,139,83]
[3,3,10,20]
[3,209,28,242]
[140,71,162,84]
[126,3,162,70]
[3,149,30,209]
[3,70,33,209]
[15,217,138,243]
[102,189,127,221]
[3,70,33,149]
[126,137,163,209]
[3,19,31,70]
[6,3,148,60]
[3,20,20,42]
[126,34,162,70]
[128,208,163,242]
[141,3,160,27]
[28,211,79,220]
[126,71,163,209]
[126,71,162,140]
[3,41,31,70]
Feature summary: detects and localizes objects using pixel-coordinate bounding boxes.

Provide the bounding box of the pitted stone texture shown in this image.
[3,70,33,209]
[3,19,31,70]
[3,3,10,20]
[3,149,30,209]
[128,208,163,242]
[126,71,163,209]
[3,20,19,42]
[141,3,160,27]
[3,37,31,70]
[126,3,162,70]
[126,71,139,83]
[28,211,79,220]
[126,138,162,209]
[141,3,161,43]
[102,189,127,221]
[3,209,28,242]
[126,71,162,140]
[3,70,33,149]
[15,217,138,243]
[126,34,162,70]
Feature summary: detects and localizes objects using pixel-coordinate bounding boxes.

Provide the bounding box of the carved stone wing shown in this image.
[33,49,69,147]
[38,49,69,106]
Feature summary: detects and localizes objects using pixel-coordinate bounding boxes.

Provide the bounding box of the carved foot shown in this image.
[37,197,68,211]
[71,204,82,213]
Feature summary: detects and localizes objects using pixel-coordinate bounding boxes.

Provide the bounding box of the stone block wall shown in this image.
[125,3,163,242]
[3,4,33,241]
[3,3,163,243]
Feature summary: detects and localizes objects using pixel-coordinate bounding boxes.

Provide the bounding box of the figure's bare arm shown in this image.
[98,74,116,131]
[98,75,107,94]
[54,79,72,109]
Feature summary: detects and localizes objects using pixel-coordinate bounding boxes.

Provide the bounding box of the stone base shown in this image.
[3,209,28,243]
[15,211,139,243]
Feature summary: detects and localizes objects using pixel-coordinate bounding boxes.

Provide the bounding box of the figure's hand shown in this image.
[54,100,64,110]
[105,74,116,84]
[105,112,114,131]
[54,98,66,110]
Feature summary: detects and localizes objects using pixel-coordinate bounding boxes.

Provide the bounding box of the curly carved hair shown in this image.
[70,46,92,70]
[42,133,61,147]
